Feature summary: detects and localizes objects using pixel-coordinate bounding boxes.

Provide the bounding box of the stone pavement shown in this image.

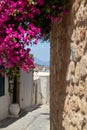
[0,105,50,130]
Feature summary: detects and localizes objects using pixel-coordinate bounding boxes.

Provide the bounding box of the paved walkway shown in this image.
[0,105,50,130]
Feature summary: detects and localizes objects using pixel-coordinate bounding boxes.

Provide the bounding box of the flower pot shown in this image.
[9,103,20,116]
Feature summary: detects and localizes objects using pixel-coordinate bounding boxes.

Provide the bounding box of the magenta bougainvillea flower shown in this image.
[0,0,69,76]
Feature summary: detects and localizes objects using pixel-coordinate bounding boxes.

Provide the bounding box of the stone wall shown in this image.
[50,0,87,130]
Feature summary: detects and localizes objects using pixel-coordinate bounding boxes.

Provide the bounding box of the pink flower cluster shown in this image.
[0,0,69,74]
[0,0,42,73]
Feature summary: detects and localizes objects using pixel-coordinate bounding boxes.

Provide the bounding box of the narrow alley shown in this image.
[0,105,50,130]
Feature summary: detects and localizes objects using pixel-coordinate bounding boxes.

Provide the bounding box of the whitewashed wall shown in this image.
[0,76,10,121]
[32,79,42,105]
[39,73,50,104]
[34,71,50,105]
[20,70,33,109]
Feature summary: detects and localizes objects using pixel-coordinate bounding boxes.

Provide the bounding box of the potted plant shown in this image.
[7,67,20,116]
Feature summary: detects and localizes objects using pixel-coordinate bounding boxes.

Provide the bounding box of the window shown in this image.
[0,66,5,96]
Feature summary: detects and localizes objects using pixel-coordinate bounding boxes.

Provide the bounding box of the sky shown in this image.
[29,41,50,62]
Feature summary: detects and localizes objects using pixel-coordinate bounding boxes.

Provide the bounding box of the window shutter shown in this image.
[0,66,5,96]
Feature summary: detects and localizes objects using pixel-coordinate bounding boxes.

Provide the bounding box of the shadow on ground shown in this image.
[40,113,50,115]
[0,105,41,128]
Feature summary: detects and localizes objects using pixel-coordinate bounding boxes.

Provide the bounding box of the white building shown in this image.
[20,70,33,109]
[33,71,50,105]
[0,75,9,121]
[38,71,50,104]
[0,69,50,121]
[0,70,34,121]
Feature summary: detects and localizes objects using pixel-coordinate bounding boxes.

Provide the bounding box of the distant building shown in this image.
[34,64,49,72]
[33,65,50,105]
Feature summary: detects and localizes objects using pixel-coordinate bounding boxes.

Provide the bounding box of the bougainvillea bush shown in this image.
[0,0,69,76]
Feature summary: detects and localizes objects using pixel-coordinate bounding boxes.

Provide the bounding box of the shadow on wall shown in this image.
[33,71,50,105]
[32,79,42,105]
